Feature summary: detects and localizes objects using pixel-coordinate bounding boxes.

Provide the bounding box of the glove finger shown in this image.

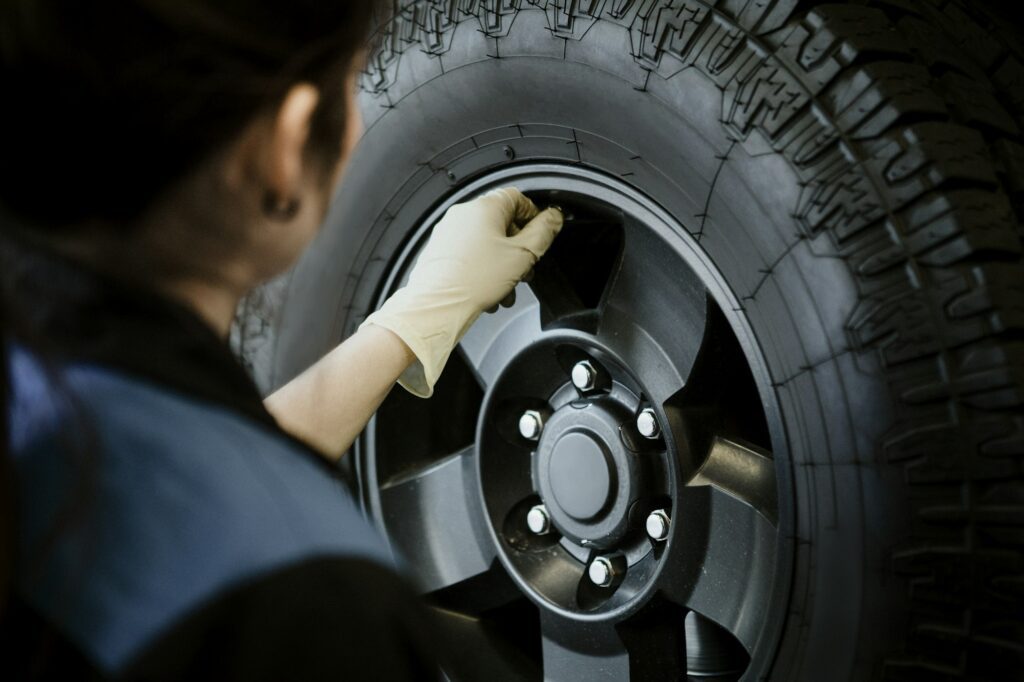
[522,267,535,283]
[485,187,539,225]
[509,206,563,257]
[500,289,517,308]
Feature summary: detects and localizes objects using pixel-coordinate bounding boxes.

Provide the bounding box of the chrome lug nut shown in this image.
[518,410,544,441]
[526,504,551,535]
[588,556,617,587]
[571,360,597,391]
[636,407,660,439]
[645,509,671,542]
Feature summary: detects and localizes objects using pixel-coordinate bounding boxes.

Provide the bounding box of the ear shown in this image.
[263,83,321,203]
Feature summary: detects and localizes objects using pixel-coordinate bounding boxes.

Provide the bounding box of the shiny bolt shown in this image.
[518,410,545,441]
[636,408,660,439]
[588,556,616,587]
[571,360,597,391]
[526,505,551,535]
[645,509,671,542]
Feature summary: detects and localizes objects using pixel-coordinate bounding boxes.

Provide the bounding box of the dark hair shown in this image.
[0,0,386,617]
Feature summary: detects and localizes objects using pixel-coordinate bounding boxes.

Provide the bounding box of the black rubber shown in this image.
[238,1,1024,679]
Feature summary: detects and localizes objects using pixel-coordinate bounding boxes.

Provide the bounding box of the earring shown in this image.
[262,190,300,221]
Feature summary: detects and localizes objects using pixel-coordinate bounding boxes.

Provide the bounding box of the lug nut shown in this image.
[636,407,660,439]
[571,360,597,391]
[645,509,671,542]
[518,410,544,441]
[526,504,551,535]
[587,556,618,587]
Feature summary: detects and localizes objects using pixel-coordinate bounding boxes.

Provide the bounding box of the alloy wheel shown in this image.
[356,165,791,680]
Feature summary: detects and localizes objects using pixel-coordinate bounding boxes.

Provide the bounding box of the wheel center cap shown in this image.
[548,432,612,520]
[532,397,639,548]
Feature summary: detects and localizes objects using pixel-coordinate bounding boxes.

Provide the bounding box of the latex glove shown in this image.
[360,187,563,398]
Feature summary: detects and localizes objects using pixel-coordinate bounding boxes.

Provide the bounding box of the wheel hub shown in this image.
[534,393,648,549]
[475,331,681,615]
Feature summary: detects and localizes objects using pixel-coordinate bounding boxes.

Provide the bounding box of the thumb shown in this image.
[509,206,563,257]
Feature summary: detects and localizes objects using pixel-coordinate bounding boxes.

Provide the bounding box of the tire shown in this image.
[238,1,1024,679]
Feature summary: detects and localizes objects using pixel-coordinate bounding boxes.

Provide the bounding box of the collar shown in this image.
[2,239,323,459]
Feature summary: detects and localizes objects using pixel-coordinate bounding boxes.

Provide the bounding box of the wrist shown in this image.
[361,322,417,366]
[360,290,474,398]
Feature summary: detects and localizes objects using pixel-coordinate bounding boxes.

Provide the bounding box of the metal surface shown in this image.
[690,437,777,525]
[645,509,671,542]
[636,407,660,439]
[587,556,615,587]
[527,504,552,535]
[518,409,544,441]
[570,360,597,391]
[685,611,747,677]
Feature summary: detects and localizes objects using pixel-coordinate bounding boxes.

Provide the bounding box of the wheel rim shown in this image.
[357,164,792,680]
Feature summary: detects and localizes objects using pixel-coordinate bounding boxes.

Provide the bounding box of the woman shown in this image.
[0,1,562,678]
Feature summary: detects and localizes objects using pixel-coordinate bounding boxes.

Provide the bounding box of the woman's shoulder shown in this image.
[10,349,399,674]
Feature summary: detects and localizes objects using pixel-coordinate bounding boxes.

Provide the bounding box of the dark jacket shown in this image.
[2,252,439,680]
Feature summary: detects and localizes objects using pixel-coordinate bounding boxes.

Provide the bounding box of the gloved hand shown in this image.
[360,187,563,398]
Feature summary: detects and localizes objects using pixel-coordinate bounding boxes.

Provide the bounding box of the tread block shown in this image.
[869,123,997,202]
[542,0,603,38]
[792,121,1000,244]
[933,1,1004,72]
[628,0,718,76]
[856,190,1023,274]
[897,14,986,81]
[883,410,1023,480]
[823,61,948,141]
[849,262,1024,365]
[900,342,1024,411]
[718,0,799,35]
[474,0,520,37]
[938,71,1020,138]
[994,139,1024,200]
[992,55,1024,117]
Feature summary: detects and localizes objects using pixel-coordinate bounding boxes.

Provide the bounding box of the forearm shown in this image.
[266,189,560,459]
[264,324,416,460]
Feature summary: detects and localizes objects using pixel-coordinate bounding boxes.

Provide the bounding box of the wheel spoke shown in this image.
[379,446,497,595]
[541,614,630,681]
[541,602,687,681]
[690,437,777,525]
[430,603,541,680]
[661,453,779,652]
[457,282,543,389]
[596,216,708,403]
